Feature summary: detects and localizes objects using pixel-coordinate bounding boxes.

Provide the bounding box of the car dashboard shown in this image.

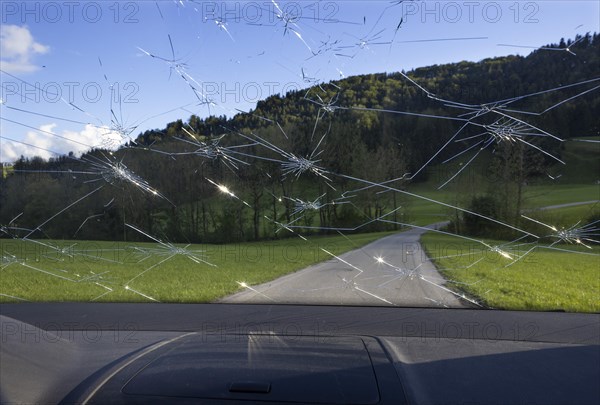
[1,303,599,404]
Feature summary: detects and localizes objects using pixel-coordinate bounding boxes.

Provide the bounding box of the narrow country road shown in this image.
[220,222,466,307]
[221,200,598,307]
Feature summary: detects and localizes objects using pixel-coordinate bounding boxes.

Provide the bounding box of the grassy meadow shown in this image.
[0,231,394,303]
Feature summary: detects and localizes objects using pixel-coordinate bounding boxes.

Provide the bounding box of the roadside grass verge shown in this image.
[420,233,600,312]
[0,231,394,303]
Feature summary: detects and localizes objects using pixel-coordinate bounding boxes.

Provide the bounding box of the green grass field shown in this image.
[0,231,394,303]
[421,233,600,312]
[522,185,599,208]
[414,146,599,313]
[417,180,599,313]
[523,203,599,228]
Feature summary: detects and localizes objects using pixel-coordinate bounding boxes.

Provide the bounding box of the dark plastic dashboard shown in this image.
[1,303,599,404]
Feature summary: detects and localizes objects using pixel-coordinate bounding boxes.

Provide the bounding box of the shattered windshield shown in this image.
[0,1,598,311]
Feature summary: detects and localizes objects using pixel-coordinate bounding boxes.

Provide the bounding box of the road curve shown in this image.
[220,222,467,307]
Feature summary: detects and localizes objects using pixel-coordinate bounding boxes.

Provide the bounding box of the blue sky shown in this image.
[1,0,599,161]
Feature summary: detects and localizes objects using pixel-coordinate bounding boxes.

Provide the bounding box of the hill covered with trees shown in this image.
[2,34,599,243]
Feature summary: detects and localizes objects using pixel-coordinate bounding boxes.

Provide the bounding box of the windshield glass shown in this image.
[1,0,598,311]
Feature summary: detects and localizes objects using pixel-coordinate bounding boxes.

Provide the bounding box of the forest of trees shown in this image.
[1,34,599,243]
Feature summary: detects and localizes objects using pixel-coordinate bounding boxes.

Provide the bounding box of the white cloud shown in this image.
[1,123,124,162]
[0,25,49,74]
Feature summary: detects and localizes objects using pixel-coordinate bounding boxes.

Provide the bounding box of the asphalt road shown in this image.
[221,222,467,307]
